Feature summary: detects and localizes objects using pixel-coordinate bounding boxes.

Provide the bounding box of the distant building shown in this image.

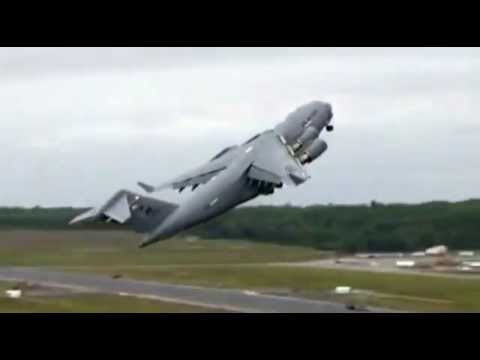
[5,290,22,298]
[356,253,374,259]
[356,252,403,259]
[412,251,426,257]
[458,251,475,257]
[425,245,448,256]
[463,261,480,268]
[396,260,415,268]
[334,286,352,294]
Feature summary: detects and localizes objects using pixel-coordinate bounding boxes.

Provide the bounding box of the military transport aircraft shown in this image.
[69,101,334,248]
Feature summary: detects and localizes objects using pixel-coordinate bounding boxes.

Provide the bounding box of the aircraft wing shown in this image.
[137,130,309,193]
[138,159,229,193]
[247,130,310,186]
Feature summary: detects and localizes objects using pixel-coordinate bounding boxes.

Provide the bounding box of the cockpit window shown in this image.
[243,133,261,145]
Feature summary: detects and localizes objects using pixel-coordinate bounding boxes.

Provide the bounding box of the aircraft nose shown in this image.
[324,102,333,120]
[312,101,333,121]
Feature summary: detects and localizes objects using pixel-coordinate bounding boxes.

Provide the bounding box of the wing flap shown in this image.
[248,130,310,186]
[248,165,282,185]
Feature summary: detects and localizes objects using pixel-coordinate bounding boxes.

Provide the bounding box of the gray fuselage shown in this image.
[140,100,333,247]
[140,134,267,247]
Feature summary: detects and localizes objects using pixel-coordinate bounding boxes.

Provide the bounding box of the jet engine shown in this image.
[298,138,328,164]
[291,126,320,152]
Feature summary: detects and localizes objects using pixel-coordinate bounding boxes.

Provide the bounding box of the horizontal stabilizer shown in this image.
[68,189,179,235]
[138,181,155,193]
[69,190,133,225]
[69,208,98,225]
[103,192,131,223]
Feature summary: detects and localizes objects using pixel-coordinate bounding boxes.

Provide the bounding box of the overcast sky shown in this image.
[1,47,479,207]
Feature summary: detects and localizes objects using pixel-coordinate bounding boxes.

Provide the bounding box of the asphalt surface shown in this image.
[0,267,389,313]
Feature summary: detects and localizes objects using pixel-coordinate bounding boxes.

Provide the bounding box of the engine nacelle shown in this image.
[291,126,320,152]
[299,138,328,164]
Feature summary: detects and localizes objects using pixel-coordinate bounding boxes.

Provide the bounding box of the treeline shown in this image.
[190,200,480,251]
[0,207,82,230]
[0,200,479,251]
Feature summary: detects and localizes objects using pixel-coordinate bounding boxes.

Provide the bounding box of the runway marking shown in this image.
[111,291,259,313]
[372,292,453,304]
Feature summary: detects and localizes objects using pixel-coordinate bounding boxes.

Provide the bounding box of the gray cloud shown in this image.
[0,47,479,207]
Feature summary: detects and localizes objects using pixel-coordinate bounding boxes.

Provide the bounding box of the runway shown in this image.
[0,267,388,313]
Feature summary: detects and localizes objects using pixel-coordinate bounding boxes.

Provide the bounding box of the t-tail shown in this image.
[69,189,179,244]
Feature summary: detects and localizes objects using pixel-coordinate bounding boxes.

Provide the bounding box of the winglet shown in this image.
[137,181,155,193]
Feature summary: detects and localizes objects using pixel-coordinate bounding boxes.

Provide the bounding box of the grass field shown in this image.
[0,230,324,267]
[0,281,220,313]
[1,230,480,312]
